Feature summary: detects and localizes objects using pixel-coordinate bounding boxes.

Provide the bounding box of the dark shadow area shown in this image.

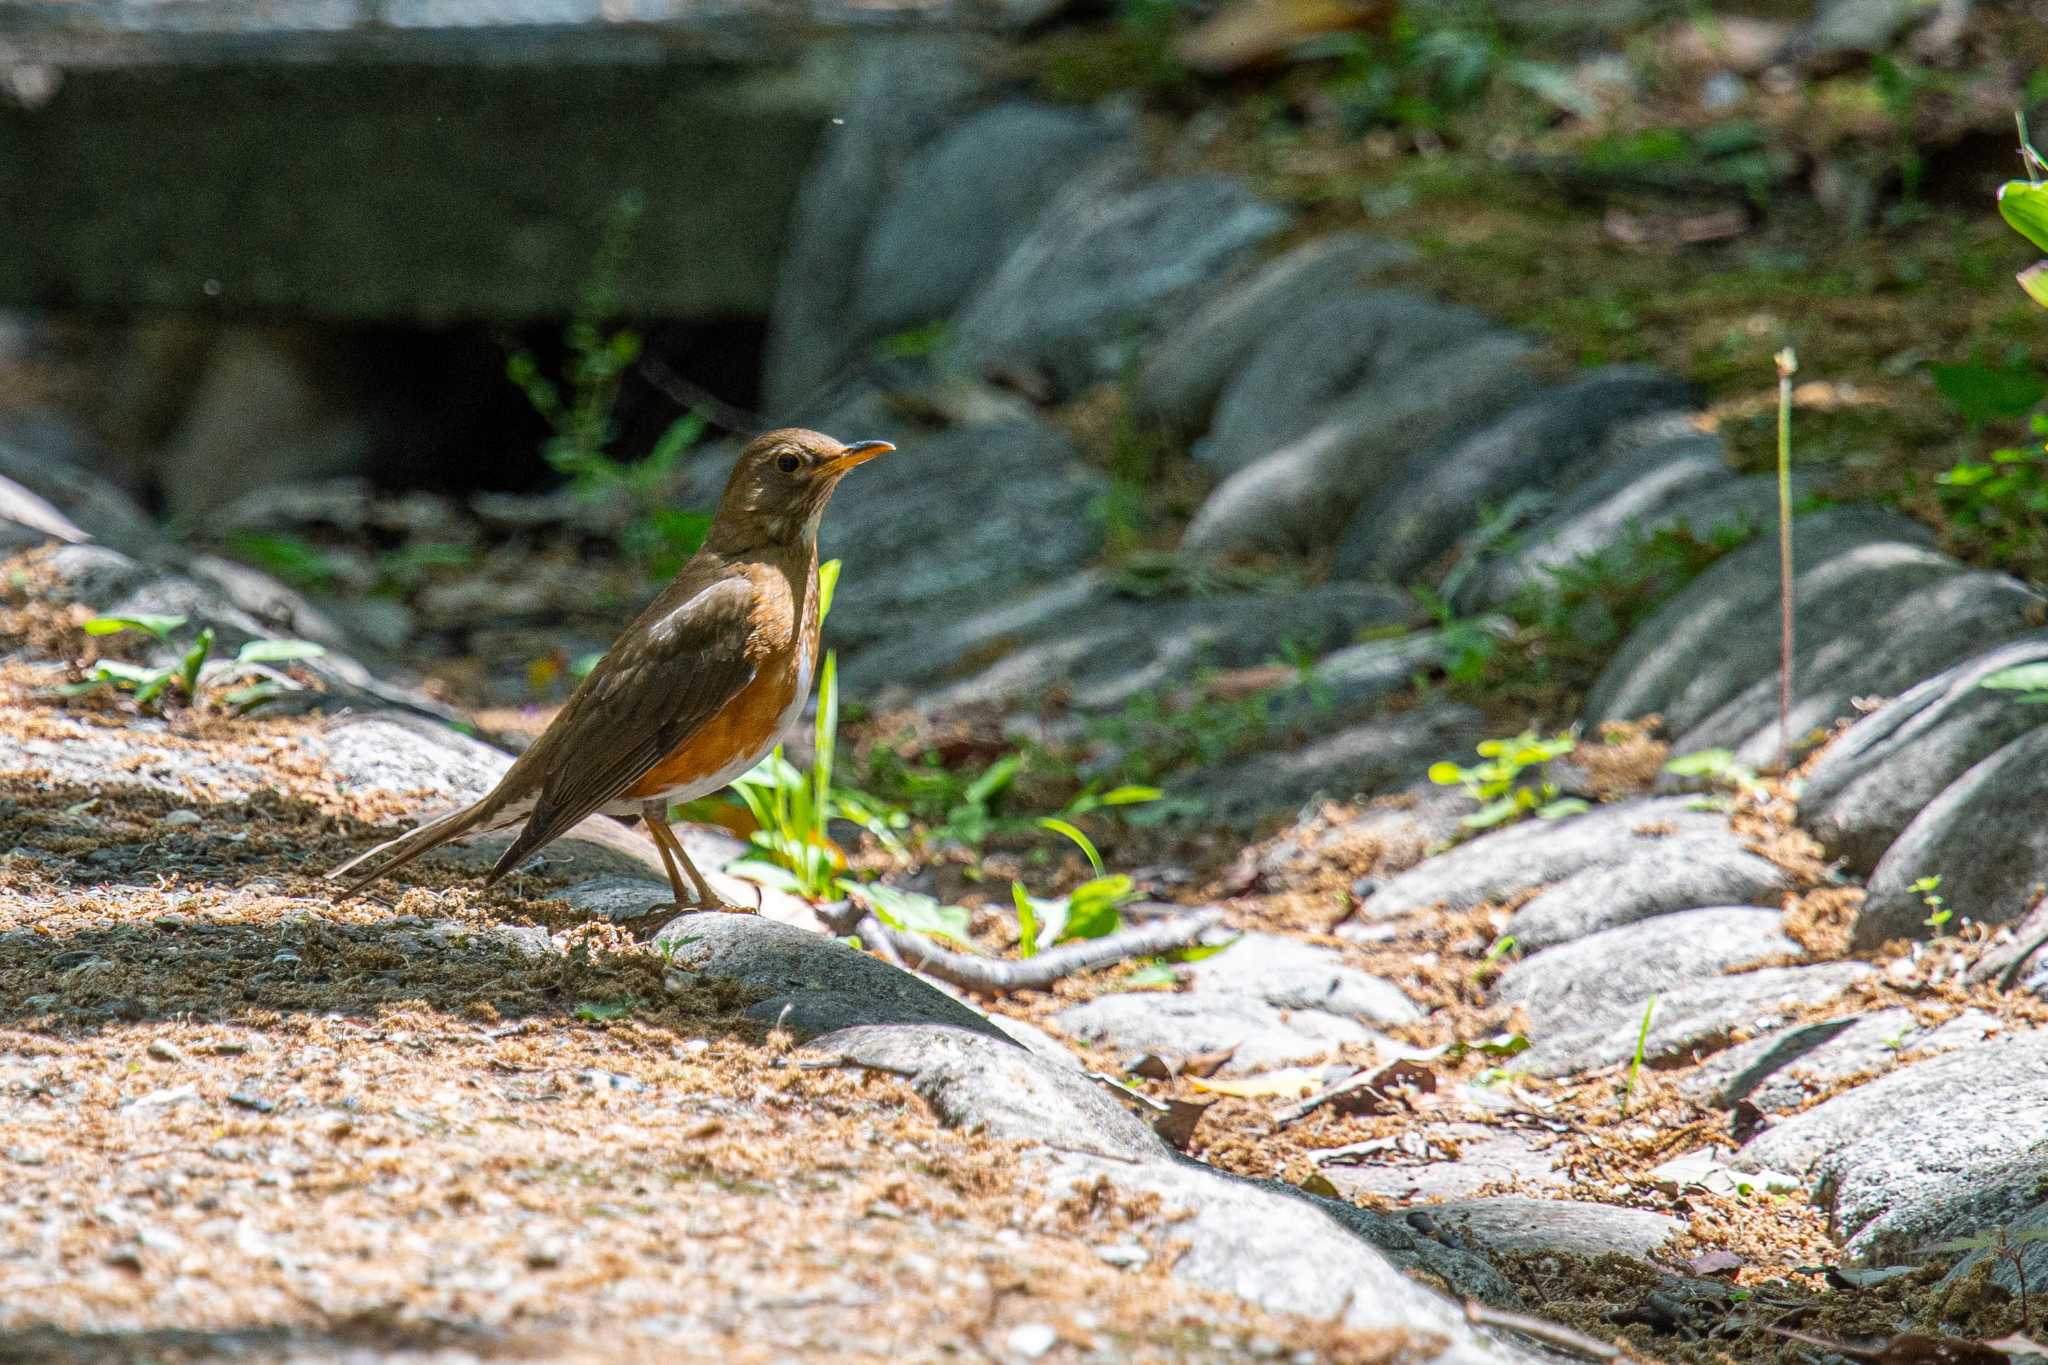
[0,778,766,1038]
[0,1316,544,1364]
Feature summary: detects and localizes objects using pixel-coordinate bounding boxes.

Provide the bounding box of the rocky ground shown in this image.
[12,7,2048,1362]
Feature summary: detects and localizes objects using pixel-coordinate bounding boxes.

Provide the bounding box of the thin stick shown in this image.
[1775,347,1799,772]
[817,904,1226,995]
[1464,1301,1624,1361]
[638,355,767,438]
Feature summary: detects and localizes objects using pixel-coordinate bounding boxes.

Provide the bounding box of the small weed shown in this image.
[573,997,646,1023]
[1428,729,1585,832]
[1912,874,1952,936]
[506,191,713,580]
[225,531,341,592]
[869,320,948,360]
[1470,934,1519,983]
[1662,747,1764,796]
[1977,659,2048,702]
[1618,993,1657,1116]
[61,616,325,714]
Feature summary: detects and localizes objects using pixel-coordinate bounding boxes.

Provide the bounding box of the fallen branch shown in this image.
[817,903,1226,995]
[1464,1301,1624,1362]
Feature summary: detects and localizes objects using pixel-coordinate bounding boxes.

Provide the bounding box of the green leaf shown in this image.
[860,884,975,948]
[83,614,186,644]
[817,558,841,624]
[1061,874,1133,942]
[573,997,645,1022]
[1536,797,1590,820]
[1094,784,1163,807]
[1461,796,1522,829]
[1930,359,2047,426]
[2001,178,2048,254]
[1981,662,2048,696]
[1038,817,1104,876]
[1168,934,1239,963]
[1012,882,1041,959]
[1125,962,1178,988]
[965,753,1023,809]
[174,627,215,697]
[234,639,326,666]
[1426,761,1466,786]
[2020,261,2048,310]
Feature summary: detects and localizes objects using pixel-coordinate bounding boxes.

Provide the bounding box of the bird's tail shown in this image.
[327,799,501,896]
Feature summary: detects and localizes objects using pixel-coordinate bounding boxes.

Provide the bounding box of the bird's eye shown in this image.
[775,453,802,474]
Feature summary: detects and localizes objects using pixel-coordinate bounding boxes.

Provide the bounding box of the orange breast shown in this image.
[624,653,802,801]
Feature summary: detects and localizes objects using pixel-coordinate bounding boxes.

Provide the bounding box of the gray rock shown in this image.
[1427,1197,1683,1263]
[1136,233,1418,433]
[944,160,1288,397]
[1684,1008,1998,1112]
[1679,568,2040,768]
[1446,426,1736,612]
[1858,724,2048,946]
[656,913,1014,1043]
[857,576,1411,713]
[849,101,1126,337]
[1496,907,1798,1037]
[1180,699,1489,827]
[1586,505,1943,734]
[1338,366,1698,583]
[1183,931,1423,1026]
[1320,1123,1565,1203]
[1937,1198,2048,1301]
[1356,796,1732,923]
[1524,962,1874,1077]
[809,1022,1155,1159]
[1734,1028,2048,1258]
[1196,290,1495,475]
[1802,630,2048,873]
[1501,838,1793,951]
[1048,1151,1526,1358]
[1180,333,1540,558]
[1051,991,1382,1072]
[818,419,1107,655]
[760,36,989,413]
[0,413,162,551]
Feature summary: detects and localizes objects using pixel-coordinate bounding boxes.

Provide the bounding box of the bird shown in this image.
[328,428,892,912]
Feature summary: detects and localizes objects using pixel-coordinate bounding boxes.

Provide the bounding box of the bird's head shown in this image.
[709,427,893,551]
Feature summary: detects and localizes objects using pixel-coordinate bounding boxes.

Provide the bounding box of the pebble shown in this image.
[574,1069,645,1093]
[1004,1323,1057,1359]
[146,1040,184,1063]
[1093,1242,1149,1269]
[161,809,202,827]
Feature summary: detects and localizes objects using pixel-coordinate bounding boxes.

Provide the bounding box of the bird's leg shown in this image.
[640,800,752,914]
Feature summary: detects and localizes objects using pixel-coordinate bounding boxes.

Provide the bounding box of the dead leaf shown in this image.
[1296,1171,1341,1198]
[1686,1249,1744,1278]
[1327,1058,1437,1118]
[1875,1335,2009,1365]
[1202,665,1297,702]
[1153,1098,1214,1152]
[1188,1066,1325,1099]
[1179,1045,1237,1079]
[1980,1333,2048,1360]
[1127,1053,1178,1081]
[1602,206,1749,249]
[1175,0,1393,75]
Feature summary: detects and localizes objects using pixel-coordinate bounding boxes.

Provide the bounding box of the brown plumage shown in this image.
[328,428,892,910]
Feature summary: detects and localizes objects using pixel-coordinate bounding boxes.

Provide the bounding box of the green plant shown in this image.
[1662,748,1764,796]
[61,616,325,714]
[1314,2,1594,135]
[1978,660,2048,702]
[1999,111,2048,310]
[506,191,712,580]
[573,996,647,1023]
[1937,414,2048,566]
[1912,874,1951,936]
[1619,994,1657,1116]
[1471,934,1518,982]
[1428,729,1586,831]
[225,531,341,593]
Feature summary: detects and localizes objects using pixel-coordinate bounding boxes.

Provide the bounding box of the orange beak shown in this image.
[828,439,894,472]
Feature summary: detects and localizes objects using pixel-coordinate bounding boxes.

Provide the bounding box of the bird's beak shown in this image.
[827,439,894,471]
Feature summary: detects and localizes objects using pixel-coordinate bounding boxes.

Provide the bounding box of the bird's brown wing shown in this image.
[487,571,759,878]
